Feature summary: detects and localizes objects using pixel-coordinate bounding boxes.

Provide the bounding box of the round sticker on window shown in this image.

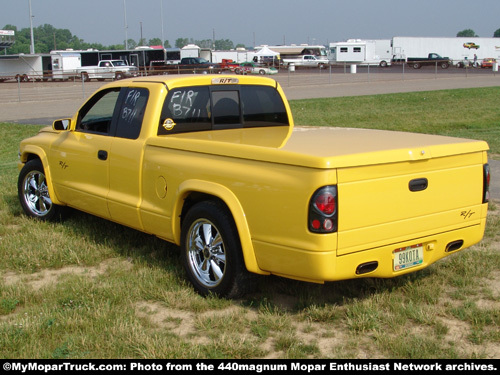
[162,118,176,131]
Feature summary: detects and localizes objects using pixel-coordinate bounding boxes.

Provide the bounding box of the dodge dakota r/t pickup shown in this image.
[18,75,490,297]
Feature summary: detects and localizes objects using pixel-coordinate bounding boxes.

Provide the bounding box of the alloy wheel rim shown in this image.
[23,170,52,216]
[187,219,226,288]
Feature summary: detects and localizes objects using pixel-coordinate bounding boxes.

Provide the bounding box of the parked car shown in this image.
[481,57,497,68]
[237,62,278,75]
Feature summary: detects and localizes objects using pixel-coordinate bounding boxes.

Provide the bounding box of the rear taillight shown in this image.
[483,164,490,203]
[309,186,337,233]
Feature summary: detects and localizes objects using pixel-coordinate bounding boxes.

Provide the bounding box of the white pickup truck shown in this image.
[282,55,330,68]
[76,60,139,82]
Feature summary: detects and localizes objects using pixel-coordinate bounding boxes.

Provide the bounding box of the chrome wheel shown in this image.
[181,201,256,298]
[186,218,226,288]
[18,159,64,221]
[22,169,52,217]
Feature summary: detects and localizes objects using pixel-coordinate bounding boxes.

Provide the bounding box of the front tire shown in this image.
[18,159,64,221]
[181,201,255,298]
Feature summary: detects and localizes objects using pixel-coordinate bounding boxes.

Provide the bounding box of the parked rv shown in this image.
[50,51,81,80]
[329,40,392,67]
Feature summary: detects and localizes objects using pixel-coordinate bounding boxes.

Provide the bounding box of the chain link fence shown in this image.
[0,60,498,104]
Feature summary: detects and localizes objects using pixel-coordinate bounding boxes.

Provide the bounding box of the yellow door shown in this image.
[49,88,121,219]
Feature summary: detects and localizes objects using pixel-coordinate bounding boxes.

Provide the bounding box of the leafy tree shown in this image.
[148,38,162,47]
[457,29,478,37]
[2,24,244,54]
[214,39,234,50]
[494,28,500,37]
[196,39,213,49]
[126,39,137,49]
[175,38,189,48]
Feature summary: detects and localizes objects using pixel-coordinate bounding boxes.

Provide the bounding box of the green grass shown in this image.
[0,87,499,359]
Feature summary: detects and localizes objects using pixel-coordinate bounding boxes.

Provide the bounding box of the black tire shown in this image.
[440,62,449,69]
[81,72,90,82]
[115,72,124,80]
[18,159,65,221]
[412,63,421,69]
[181,201,256,298]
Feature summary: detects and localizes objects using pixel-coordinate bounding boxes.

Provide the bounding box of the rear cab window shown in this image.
[158,84,289,135]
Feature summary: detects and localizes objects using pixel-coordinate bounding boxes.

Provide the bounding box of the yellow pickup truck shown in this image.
[18,75,490,297]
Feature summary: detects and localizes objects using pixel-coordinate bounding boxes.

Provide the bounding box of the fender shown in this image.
[19,145,64,206]
[173,179,269,276]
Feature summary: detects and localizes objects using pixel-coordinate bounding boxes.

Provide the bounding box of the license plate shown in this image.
[393,244,424,271]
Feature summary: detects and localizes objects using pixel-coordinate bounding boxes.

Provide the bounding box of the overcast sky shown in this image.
[2,0,500,48]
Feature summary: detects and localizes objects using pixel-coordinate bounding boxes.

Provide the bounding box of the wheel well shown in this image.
[180,192,230,227]
[23,153,41,163]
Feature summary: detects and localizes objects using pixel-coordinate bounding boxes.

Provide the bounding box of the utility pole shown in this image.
[29,0,35,54]
[123,0,128,49]
[140,22,143,46]
[160,0,165,48]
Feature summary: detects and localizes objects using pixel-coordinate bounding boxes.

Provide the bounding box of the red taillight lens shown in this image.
[309,186,337,233]
[315,192,336,215]
[483,164,490,203]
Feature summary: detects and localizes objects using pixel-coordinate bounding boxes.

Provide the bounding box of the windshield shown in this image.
[113,61,127,66]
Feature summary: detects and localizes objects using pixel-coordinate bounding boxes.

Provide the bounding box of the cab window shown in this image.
[240,86,288,127]
[158,85,289,135]
[77,88,121,134]
[115,88,149,139]
[158,86,211,134]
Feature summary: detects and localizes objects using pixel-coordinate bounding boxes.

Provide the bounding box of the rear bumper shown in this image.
[253,219,487,283]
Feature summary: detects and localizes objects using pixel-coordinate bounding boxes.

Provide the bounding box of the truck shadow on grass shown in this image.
[40,207,436,312]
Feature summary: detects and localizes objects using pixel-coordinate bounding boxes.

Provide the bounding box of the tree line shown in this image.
[457,28,500,37]
[2,24,499,55]
[1,24,247,54]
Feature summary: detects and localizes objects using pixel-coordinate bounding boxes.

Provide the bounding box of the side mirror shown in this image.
[53,118,71,131]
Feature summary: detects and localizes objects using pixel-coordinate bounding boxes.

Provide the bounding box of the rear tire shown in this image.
[181,201,256,298]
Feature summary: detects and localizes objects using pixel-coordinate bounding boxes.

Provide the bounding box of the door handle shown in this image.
[97,150,108,161]
[409,178,428,192]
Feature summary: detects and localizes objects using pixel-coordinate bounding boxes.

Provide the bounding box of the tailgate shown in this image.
[337,152,486,255]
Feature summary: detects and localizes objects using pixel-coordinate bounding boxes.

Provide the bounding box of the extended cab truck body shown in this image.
[18,75,490,297]
[76,60,139,81]
[282,55,330,68]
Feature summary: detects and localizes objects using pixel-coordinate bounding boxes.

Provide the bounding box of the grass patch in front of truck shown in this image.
[1,85,499,359]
